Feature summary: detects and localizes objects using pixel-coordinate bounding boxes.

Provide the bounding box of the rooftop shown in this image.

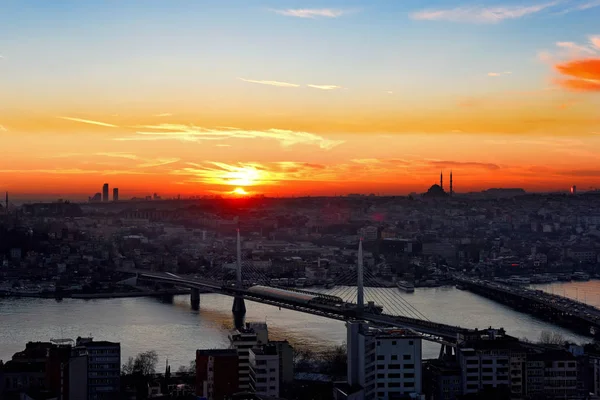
[197,349,238,357]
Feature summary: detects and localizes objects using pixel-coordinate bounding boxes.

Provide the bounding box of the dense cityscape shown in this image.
[2,0,600,398]
[2,180,600,399]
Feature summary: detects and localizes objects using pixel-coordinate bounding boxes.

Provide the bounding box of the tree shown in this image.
[122,350,159,376]
[538,330,565,346]
[321,344,347,377]
[122,357,135,375]
[134,350,159,376]
[188,359,196,375]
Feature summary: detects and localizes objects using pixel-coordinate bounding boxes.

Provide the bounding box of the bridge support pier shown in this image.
[232,296,246,330]
[232,296,246,314]
[191,288,200,310]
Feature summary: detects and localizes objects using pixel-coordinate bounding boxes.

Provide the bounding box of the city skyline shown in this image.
[1,0,600,197]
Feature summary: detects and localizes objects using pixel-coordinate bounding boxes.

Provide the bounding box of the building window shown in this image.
[377,355,385,360]
[388,373,401,379]
[403,355,411,360]
[377,373,385,379]
[405,382,415,388]
[404,373,414,379]
[392,341,397,345]
[391,355,398,360]
[377,365,385,370]
[377,382,385,388]
[404,364,414,369]
[388,364,401,369]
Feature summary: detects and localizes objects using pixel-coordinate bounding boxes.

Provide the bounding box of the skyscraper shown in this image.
[102,183,109,202]
[113,188,119,202]
[440,171,443,191]
[450,171,453,196]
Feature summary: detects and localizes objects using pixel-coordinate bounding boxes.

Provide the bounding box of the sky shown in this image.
[1,0,599,199]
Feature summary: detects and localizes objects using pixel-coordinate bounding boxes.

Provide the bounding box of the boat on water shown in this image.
[572,272,590,281]
[508,276,530,285]
[397,280,415,293]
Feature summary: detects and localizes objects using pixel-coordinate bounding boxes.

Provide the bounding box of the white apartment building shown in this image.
[346,321,422,400]
[249,345,280,397]
[228,322,269,391]
[229,328,258,391]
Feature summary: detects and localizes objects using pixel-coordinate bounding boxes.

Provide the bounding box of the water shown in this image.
[0,285,592,369]
[532,280,600,307]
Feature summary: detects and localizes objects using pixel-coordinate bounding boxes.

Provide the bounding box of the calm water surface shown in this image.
[1,283,594,369]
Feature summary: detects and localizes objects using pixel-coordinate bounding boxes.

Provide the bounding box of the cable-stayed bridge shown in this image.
[126,231,480,344]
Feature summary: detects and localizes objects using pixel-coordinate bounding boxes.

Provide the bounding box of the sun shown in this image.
[232,187,249,196]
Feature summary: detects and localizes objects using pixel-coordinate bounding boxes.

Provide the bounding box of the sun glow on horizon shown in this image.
[232,187,249,196]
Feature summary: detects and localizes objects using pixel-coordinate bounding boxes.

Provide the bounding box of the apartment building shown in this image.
[346,321,422,399]
[526,350,578,399]
[249,344,280,397]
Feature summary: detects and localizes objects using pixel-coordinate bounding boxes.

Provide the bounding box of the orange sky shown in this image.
[1,4,600,199]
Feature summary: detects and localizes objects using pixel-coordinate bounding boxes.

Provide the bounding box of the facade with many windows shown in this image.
[347,321,422,399]
[249,345,280,397]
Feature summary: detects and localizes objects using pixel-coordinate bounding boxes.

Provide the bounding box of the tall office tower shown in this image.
[113,188,119,202]
[102,183,109,202]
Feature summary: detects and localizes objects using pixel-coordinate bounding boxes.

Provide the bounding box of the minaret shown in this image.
[450,171,453,196]
[440,171,444,191]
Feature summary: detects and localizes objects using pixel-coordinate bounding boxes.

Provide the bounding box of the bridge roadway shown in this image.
[134,271,473,343]
[455,275,600,337]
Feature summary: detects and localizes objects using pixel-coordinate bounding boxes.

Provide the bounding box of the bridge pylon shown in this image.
[357,239,364,315]
[233,228,246,316]
[191,288,200,310]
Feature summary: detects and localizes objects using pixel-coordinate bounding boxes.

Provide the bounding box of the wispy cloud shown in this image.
[115,124,344,150]
[272,8,350,18]
[410,2,558,23]
[136,158,180,168]
[427,160,500,170]
[307,84,343,90]
[0,168,150,176]
[591,36,600,49]
[216,144,231,147]
[488,71,512,77]
[95,152,139,160]
[556,41,597,54]
[0,124,7,132]
[556,0,600,14]
[58,116,118,128]
[154,113,172,117]
[238,77,300,88]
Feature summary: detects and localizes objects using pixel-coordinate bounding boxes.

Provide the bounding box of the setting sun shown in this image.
[232,187,249,196]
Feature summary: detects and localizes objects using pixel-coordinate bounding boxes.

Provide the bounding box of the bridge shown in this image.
[454,275,600,337]
[128,231,484,344]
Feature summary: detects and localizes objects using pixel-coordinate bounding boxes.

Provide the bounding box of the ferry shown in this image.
[508,276,530,285]
[397,280,415,293]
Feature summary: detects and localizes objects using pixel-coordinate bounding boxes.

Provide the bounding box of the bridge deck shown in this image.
[133,271,475,343]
